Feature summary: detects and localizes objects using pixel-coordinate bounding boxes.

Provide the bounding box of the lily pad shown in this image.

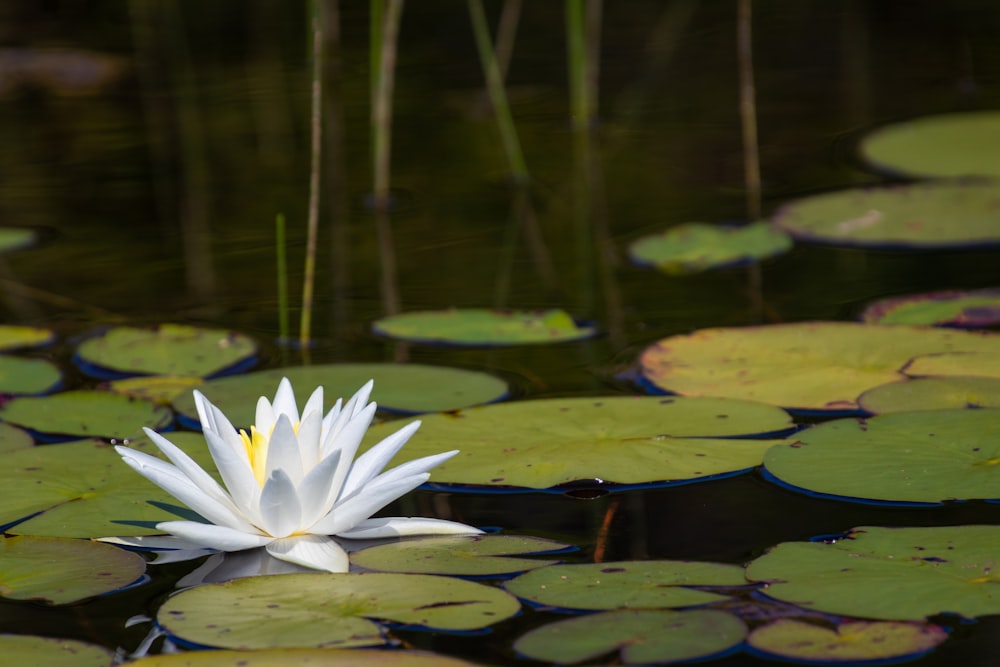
[513,609,747,665]
[372,308,596,345]
[628,221,792,274]
[107,375,204,404]
[0,355,61,395]
[0,325,53,350]
[745,525,1000,620]
[858,376,1000,414]
[0,228,37,253]
[762,408,1000,504]
[859,111,1000,179]
[361,396,790,490]
[861,288,1000,327]
[0,390,172,439]
[130,648,484,667]
[639,321,1000,412]
[351,534,572,576]
[157,572,521,649]
[0,432,215,537]
[504,560,748,611]
[747,618,948,664]
[0,635,114,667]
[0,535,145,604]
[772,181,1000,248]
[74,324,258,379]
[0,422,33,452]
[172,363,508,425]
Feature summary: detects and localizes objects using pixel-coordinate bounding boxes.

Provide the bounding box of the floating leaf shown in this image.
[0,535,145,604]
[0,390,171,439]
[763,409,1000,504]
[513,609,747,665]
[861,288,1000,327]
[0,635,113,667]
[157,572,521,649]
[372,308,596,345]
[859,111,1000,179]
[130,648,484,667]
[172,363,507,424]
[352,534,571,576]
[747,618,948,664]
[504,560,748,611]
[0,422,32,452]
[0,228,37,254]
[0,355,61,395]
[639,322,1000,412]
[773,181,1000,248]
[0,325,53,350]
[628,221,791,274]
[107,375,204,404]
[858,376,1000,414]
[361,396,790,490]
[745,525,1000,620]
[75,324,257,379]
[0,432,214,537]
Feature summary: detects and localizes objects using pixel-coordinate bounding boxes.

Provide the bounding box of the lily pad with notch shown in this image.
[861,288,1000,327]
[360,396,791,491]
[157,572,521,649]
[129,648,485,667]
[0,355,61,395]
[745,525,1000,620]
[858,376,1000,414]
[0,635,114,667]
[0,389,171,440]
[762,408,1000,504]
[628,221,792,274]
[372,308,596,346]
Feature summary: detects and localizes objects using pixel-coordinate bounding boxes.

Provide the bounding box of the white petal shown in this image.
[139,429,241,515]
[265,415,304,485]
[156,520,272,552]
[265,535,349,573]
[295,449,343,528]
[258,468,302,538]
[321,397,343,438]
[309,472,429,536]
[337,517,483,539]
[322,402,377,498]
[118,445,256,533]
[338,420,422,499]
[271,377,299,421]
[326,380,374,443]
[301,386,324,426]
[202,429,260,523]
[346,449,457,502]
[255,395,276,438]
[295,407,323,469]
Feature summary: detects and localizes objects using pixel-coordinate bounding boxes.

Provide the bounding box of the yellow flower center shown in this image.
[239,426,270,487]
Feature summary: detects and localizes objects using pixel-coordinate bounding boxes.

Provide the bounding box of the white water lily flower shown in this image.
[114,378,481,572]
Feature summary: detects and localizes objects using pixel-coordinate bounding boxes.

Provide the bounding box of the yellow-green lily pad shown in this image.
[0,422,33,452]
[107,375,204,404]
[861,288,1000,327]
[639,322,1000,412]
[773,181,1000,248]
[0,535,145,604]
[0,635,114,666]
[0,355,61,395]
[74,324,258,379]
[130,648,484,667]
[360,396,791,490]
[157,572,521,649]
[0,325,53,350]
[858,376,1000,414]
[513,609,747,665]
[859,111,1000,179]
[628,221,792,274]
[747,619,948,664]
[0,390,171,439]
[351,534,571,576]
[0,228,38,254]
[372,308,596,346]
[763,408,1000,504]
[746,525,1000,621]
[504,560,748,611]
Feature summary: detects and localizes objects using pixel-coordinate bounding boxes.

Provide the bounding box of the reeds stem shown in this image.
[276,213,290,343]
[300,0,324,347]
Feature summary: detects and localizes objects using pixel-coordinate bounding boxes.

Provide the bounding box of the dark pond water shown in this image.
[2,1,1000,665]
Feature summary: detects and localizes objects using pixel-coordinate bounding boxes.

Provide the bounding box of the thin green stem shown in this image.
[737,0,761,220]
[372,0,403,208]
[300,0,324,348]
[566,0,587,132]
[275,213,289,343]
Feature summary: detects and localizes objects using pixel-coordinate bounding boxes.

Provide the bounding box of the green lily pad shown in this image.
[0,422,33,452]
[0,355,61,395]
[172,363,508,424]
[0,635,114,667]
[157,572,521,649]
[75,324,257,379]
[0,390,172,439]
[130,648,484,667]
[0,432,214,537]
[747,618,948,664]
[361,396,790,490]
[746,525,1000,620]
[763,408,1000,504]
[351,534,571,576]
[513,609,747,665]
[859,111,1000,179]
[0,325,53,350]
[628,221,792,274]
[504,560,748,611]
[639,322,1000,412]
[0,228,37,254]
[107,375,204,404]
[372,308,596,346]
[861,288,1000,327]
[858,376,1000,414]
[773,181,1000,248]
[0,535,145,604]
